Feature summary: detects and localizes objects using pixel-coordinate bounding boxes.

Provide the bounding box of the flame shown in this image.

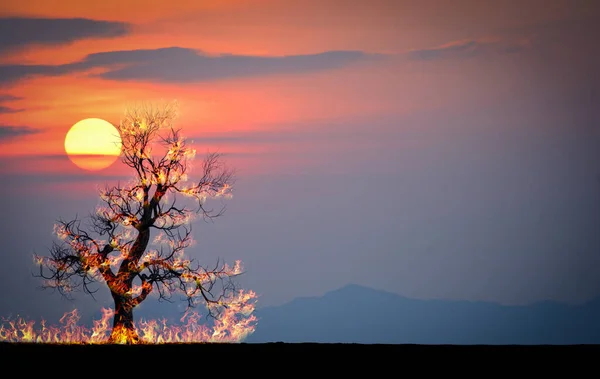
[1,290,257,344]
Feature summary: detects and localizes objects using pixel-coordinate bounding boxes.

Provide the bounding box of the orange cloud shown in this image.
[0,0,245,22]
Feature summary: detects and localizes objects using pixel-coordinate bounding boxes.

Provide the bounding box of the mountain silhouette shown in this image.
[244,284,600,344]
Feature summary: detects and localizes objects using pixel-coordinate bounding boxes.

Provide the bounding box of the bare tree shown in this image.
[34,101,255,344]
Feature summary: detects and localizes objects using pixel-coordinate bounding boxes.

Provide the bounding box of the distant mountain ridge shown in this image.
[245,284,600,344]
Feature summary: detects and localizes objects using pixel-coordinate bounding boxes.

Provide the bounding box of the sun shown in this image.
[64,118,122,171]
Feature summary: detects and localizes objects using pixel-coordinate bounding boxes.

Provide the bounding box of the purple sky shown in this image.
[0,0,599,323]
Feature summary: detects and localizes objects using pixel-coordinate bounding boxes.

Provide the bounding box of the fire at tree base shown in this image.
[0,302,257,345]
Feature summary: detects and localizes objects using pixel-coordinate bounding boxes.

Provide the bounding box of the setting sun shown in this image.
[64,118,122,171]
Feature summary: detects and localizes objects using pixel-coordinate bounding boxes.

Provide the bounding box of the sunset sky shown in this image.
[1,0,599,323]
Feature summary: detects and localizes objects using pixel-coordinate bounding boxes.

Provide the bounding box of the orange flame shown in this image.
[1,291,258,345]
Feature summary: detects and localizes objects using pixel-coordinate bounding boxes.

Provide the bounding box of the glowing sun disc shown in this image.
[65,118,122,171]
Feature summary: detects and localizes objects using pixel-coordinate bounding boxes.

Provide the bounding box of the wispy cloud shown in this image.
[0,106,24,114]
[0,94,22,102]
[0,47,384,84]
[406,38,530,61]
[0,93,24,113]
[0,34,531,85]
[0,17,130,53]
[0,125,40,140]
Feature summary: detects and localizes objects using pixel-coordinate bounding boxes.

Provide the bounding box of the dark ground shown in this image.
[2,342,598,372]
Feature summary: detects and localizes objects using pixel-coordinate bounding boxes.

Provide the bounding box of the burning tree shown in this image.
[34,101,256,344]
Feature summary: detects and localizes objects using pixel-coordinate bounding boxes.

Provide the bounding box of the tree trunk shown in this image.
[109,293,139,344]
[107,227,150,344]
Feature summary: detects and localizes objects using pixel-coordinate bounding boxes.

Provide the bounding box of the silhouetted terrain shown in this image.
[2,341,597,373]
[3,285,600,368]
[245,284,600,344]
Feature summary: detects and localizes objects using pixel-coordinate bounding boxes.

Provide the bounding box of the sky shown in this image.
[0,0,599,324]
